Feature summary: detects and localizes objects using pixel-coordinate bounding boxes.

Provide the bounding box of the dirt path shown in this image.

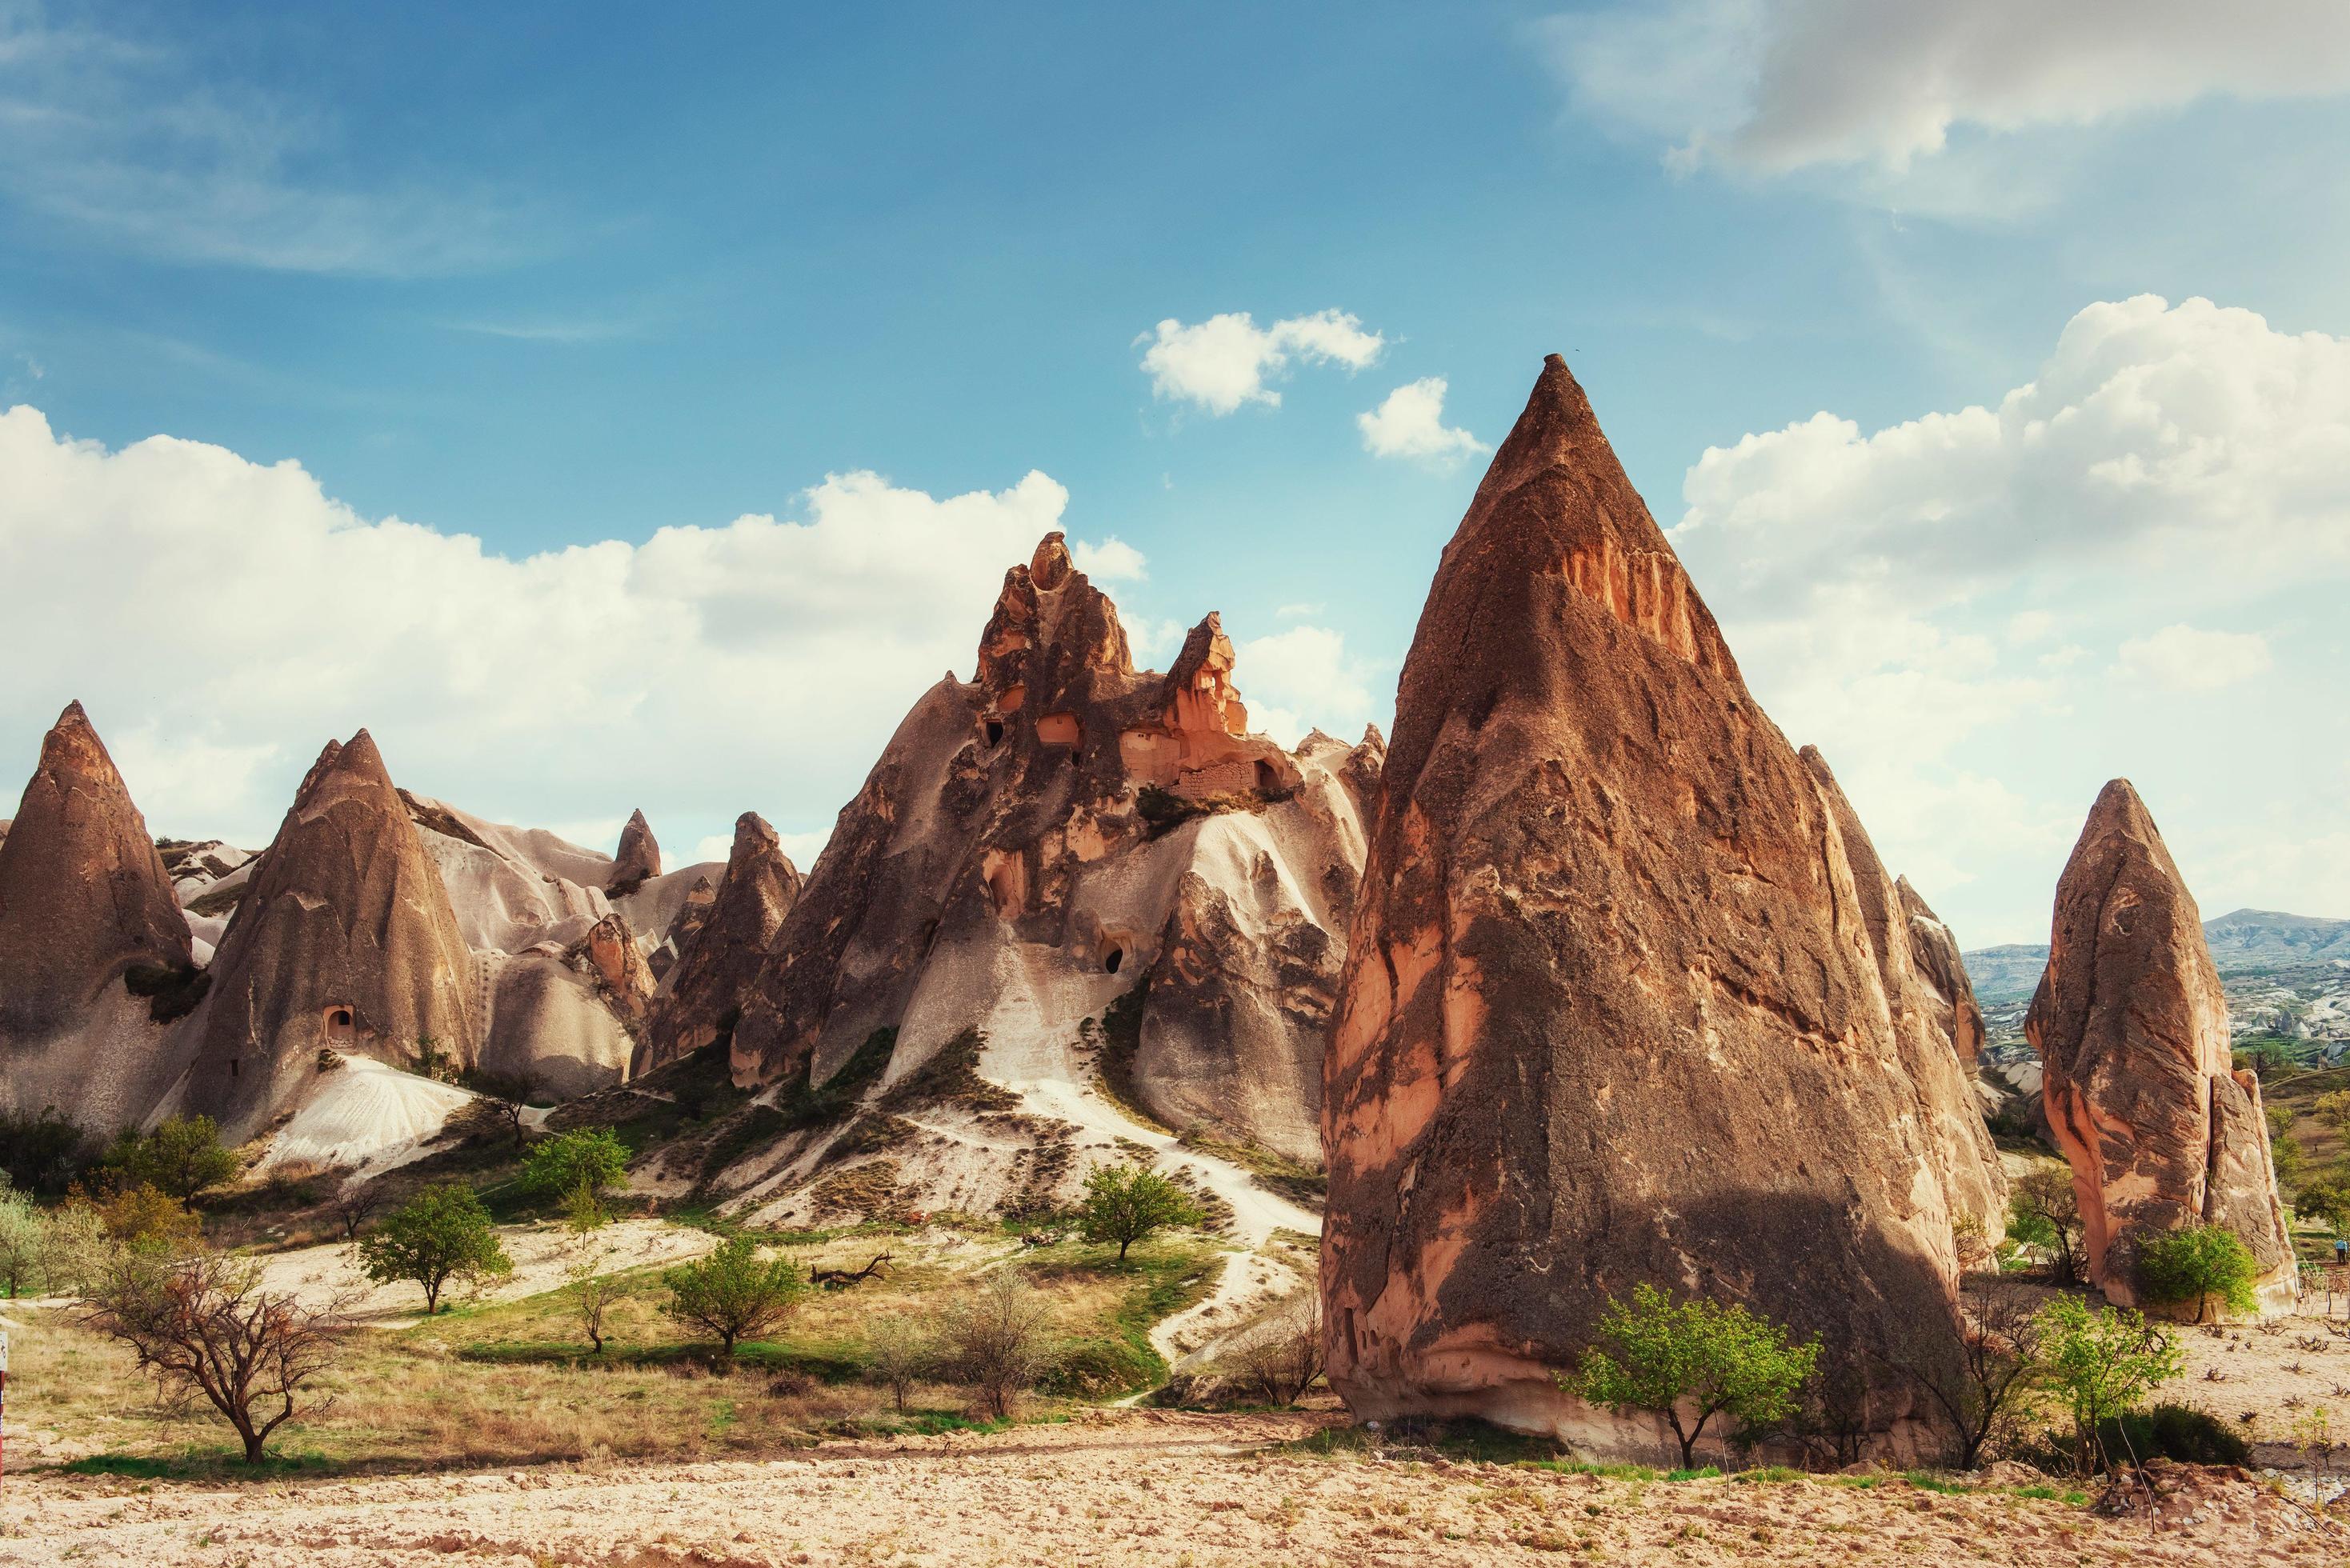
[4,1409,2332,1567]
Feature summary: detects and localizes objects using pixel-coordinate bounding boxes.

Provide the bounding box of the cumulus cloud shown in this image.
[1357,377,1489,466]
[1669,294,2350,939]
[1235,625,1381,748]
[1071,535,1147,582]
[2115,625,2273,692]
[0,406,1111,856]
[1137,310,1384,415]
[1546,0,2350,174]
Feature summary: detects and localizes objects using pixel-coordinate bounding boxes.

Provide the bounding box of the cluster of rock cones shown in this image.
[0,354,2296,1458]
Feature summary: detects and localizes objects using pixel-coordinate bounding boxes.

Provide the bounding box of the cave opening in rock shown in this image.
[323,1004,355,1041]
[1103,946,1123,974]
[984,718,1005,747]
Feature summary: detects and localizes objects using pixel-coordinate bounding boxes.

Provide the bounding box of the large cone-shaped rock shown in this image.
[609,809,661,893]
[2027,780,2294,1316]
[174,731,479,1140]
[637,811,803,1074]
[1896,877,1984,1069]
[1323,356,2005,1454]
[699,533,1372,1171]
[0,701,193,1034]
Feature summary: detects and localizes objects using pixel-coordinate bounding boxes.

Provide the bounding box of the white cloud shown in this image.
[1137,310,1384,415]
[1668,293,2350,940]
[1546,1,2350,175]
[0,406,1119,857]
[1235,625,1381,747]
[1356,377,1490,466]
[2114,625,2273,692]
[0,6,526,274]
[1071,535,1147,582]
[689,826,830,874]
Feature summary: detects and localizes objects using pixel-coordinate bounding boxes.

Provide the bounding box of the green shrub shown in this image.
[2034,1295,2184,1474]
[2092,1402,2248,1467]
[1571,1283,1820,1470]
[2136,1225,2259,1322]
[518,1127,630,1204]
[0,1106,102,1195]
[662,1234,807,1355]
[1074,1162,1203,1263]
[358,1183,511,1314]
[100,1116,237,1210]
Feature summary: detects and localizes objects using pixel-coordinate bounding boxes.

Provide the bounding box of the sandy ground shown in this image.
[2,1410,2336,1567]
[2161,1310,2350,1464]
[252,1218,718,1325]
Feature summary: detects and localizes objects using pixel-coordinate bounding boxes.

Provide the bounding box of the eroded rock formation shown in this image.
[2028,780,2294,1316]
[1897,877,1984,1069]
[1322,356,2006,1455]
[173,731,481,1140]
[0,701,193,1035]
[688,532,1373,1167]
[609,809,661,894]
[638,811,802,1073]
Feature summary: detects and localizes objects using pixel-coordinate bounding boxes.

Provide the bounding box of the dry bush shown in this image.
[937,1268,1055,1420]
[1225,1294,1325,1407]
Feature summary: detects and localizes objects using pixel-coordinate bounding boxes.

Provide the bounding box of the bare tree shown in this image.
[329,1177,385,1242]
[2012,1168,2087,1286]
[1227,1294,1324,1407]
[866,1311,933,1412]
[456,1073,533,1151]
[1885,1274,2045,1469]
[939,1269,1055,1421]
[82,1250,350,1464]
[566,1238,624,1354]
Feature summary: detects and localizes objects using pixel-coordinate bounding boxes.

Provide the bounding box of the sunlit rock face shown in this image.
[637,811,802,1074]
[174,730,482,1141]
[2028,779,2294,1318]
[1321,355,2007,1457]
[679,532,1374,1168]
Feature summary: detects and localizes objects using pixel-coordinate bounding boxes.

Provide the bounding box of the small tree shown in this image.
[2008,1168,2087,1286]
[329,1178,386,1242]
[1886,1274,2044,1469]
[102,1115,238,1211]
[82,1250,350,1464]
[566,1239,624,1354]
[1074,1162,1203,1263]
[0,1183,44,1298]
[938,1268,1055,1421]
[2314,1090,2350,1137]
[2296,1178,2350,1235]
[358,1183,511,1314]
[564,1178,611,1234]
[520,1127,631,1206]
[94,1181,204,1251]
[2035,1295,2184,1475]
[37,1198,110,1296]
[1572,1283,1821,1470]
[2137,1224,2260,1322]
[866,1311,933,1412]
[455,1083,529,1152]
[662,1235,806,1355]
[1227,1294,1324,1408]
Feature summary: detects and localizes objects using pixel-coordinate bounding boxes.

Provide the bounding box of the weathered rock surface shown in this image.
[637,812,801,1075]
[0,701,193,1036]
[688,532,1373,1168]
[609,809,661,894]
[1897,877,1984,1068]
[2027,780,2295,1316]
[1322,355,2006,1455]
[171,732,482,1141]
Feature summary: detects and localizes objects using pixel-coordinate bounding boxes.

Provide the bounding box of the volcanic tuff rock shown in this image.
[637,812,801,1076]
[1322,355,2006,1455]
[172,731,481,1141]
[2027,780,2294,1317]
[1898,877,1984,1068]
[688,532,1372,1169]
[609,809,661,893]
[0,701,193,1034]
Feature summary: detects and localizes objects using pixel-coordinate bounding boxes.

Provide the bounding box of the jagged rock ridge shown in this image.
[1321,355,2006,1456]
[638,811,802,1074]
[2027,779,2294,1317]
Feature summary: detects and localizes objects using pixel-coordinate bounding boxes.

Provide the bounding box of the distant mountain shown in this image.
[1966,909,2350,1003]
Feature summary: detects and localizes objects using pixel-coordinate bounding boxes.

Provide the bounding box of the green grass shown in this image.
[62,1447,336,1481]
[1903,1470,1973,1494]
[1031,1238,1224,1397]
[2011,1485,2092,1505]
[1730,1466,1805,1484]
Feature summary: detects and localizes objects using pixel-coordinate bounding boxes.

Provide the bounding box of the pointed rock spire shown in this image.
[610,808,661,893]
[179,728,478,1138]
[0,701,193,1034]
[2028,779,2294,1316]
[1896,876,1984,1067]
[1322,356,2004,1454]
[637,811,803,1074]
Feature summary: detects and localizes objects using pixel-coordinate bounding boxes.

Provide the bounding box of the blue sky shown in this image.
[3,0,2347,945]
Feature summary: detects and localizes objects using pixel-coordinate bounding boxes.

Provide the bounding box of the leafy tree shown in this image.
[2034,1295,2184,1474]
[1571,1283,1822,1469]
[37,1199,110,1296]
[1073,1162,1203,1263]
[358,1183,511,1314]
[2315,1090,2350,1137]
[0,1182,44,1297]
[2296,1178,2350,1235]
[520,1127,631,1206]
[2275,1130,2309,1185]
[937,1268,1055,1420]
[662,1235,806,1355]
[865,1311,934,1412]
[94,1182,204,1251]
[2136,1225,2260,1322]
[102,1115,238,1210]
[564,1178,611,1234]
[2008,1168,2087,1286]
[1884,1272,2044,1469]
[2268,1102,2298,1139]
[81,1249,350,1464]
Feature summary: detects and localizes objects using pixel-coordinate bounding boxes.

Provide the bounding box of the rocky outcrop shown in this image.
[637,812,802,1073]
[172,731,481,1140]
[609,809,661,894]
[1897,877,1984,1068]
[0,701,194,1036]
[688,532,1372,1168]
[1322,355,2006,1456]
[2027,780,2294,1317]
